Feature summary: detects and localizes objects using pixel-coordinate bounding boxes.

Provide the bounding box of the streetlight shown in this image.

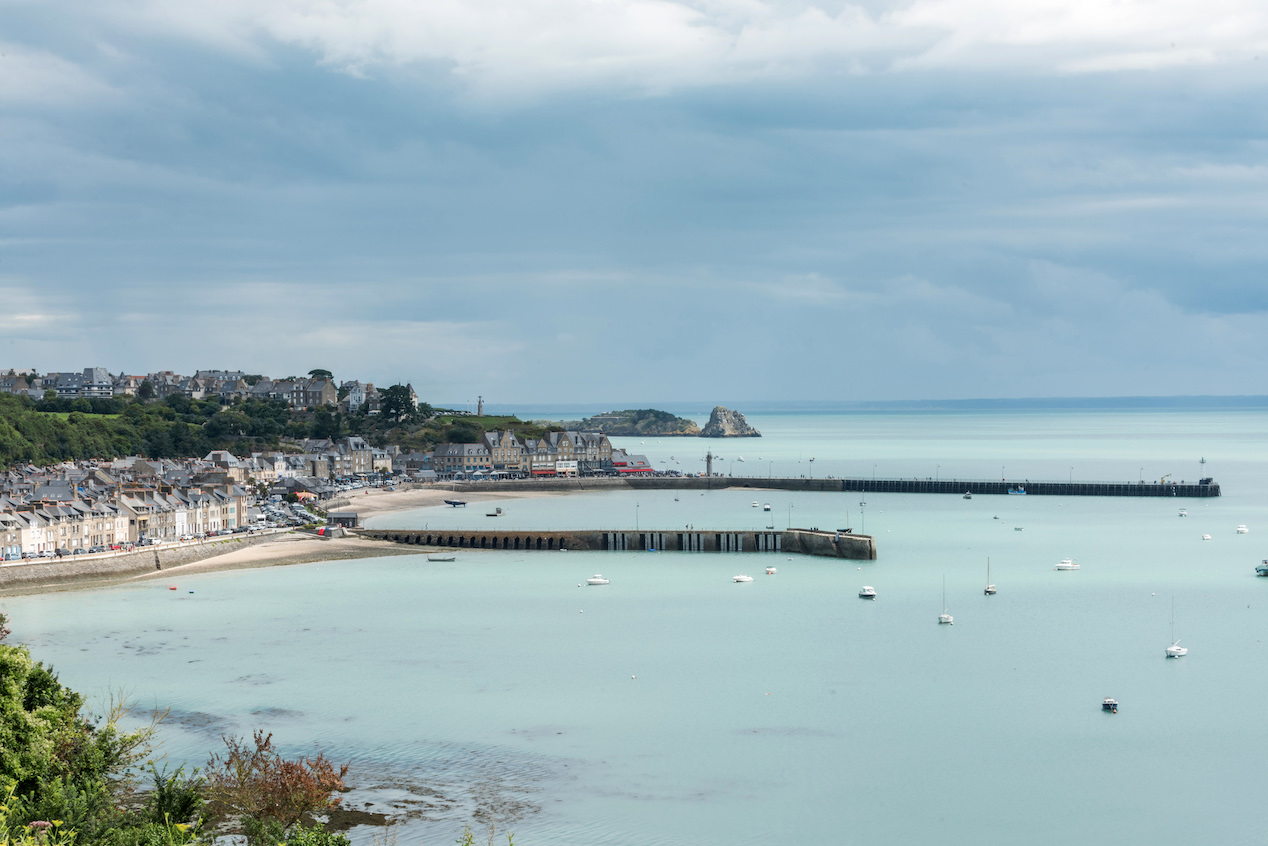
[1139,467,1144,483]
[809,457,815,480]
[635,502,639,531]
[788,502,793,529]
[768,460,773,480]
[936,464,940,482]
[1069,466,1073,483]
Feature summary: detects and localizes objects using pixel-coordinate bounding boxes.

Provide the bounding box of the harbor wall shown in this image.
[354,527,877,560]
[437,476,1219,498]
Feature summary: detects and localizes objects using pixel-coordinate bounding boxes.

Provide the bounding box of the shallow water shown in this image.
[6,409,1268,845]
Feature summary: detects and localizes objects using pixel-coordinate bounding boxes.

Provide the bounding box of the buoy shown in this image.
[580,610,583,613]
[168,586,178,591]
[631,675,636,679]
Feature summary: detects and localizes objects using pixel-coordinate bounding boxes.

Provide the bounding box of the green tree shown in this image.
[307,369,333,379]
[379,385,415,424]
[137,381,154,400]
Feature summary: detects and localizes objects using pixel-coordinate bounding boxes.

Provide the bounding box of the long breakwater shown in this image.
[440,475,1221,498]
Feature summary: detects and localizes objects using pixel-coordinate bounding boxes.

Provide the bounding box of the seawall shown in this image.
[0,534,283,593]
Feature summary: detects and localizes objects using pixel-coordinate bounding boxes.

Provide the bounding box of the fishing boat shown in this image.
[766,567,777,575]
[733,574,754,583]
[1257,560,1268,576]
[762,503,771,511]
[586,575,610,585]
[752,501,759,508]
[1237,525,1250,534]
[1007,486,1027,495]
[1165,597,1187,658]
[426,554,456,562]
[1178,508,1188,517]
[443,500,467,507]
[1202,534,1212,541]
[938,576,953,624]
[859,586,877,599]
[984,557,996,595]
[1055,557,1079,571]
[963,491,973,500]
[1102,697,1119,713]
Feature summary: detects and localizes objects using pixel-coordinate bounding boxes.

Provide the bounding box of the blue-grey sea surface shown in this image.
[6,409,1268,845]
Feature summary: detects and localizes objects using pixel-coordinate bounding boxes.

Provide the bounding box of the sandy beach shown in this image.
[332,483,561,522]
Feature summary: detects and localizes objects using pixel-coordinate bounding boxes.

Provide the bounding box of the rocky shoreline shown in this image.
[700,406,760,437]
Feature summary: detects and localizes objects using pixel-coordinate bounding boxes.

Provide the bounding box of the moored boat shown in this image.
[586,575,610,585]
[1237,524,1250,534]
[426,554,456,562]
[1054,557,1079,571]
[859,586,877,599]
[1256,560,1268,576]
[963,491,972,499]
[733,574,754,583]
[1102,697,1119,713]
[766,566,777,575]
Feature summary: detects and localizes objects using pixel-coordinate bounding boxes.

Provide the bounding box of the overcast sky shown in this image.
[3,0,1267,405]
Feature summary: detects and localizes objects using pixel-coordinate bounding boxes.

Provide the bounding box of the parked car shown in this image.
[72,548,86,555]
[55,548,70,557]
[88,546,107,554]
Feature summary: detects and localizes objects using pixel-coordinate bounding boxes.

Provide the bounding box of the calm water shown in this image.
[7,410,1268,845]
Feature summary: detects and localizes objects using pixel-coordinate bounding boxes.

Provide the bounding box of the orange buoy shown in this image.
[168,586,178,591]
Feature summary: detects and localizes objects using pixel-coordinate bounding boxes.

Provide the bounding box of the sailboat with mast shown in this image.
[984,557,996,595]
[1165,597,1188,658]
[938,576,953,625]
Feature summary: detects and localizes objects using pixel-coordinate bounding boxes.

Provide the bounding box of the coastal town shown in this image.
[0,366,659,561]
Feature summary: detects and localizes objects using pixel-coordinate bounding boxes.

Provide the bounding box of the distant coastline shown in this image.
[487,395,1268,418]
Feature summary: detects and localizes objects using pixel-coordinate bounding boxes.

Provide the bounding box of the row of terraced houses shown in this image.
[428,430,653,479]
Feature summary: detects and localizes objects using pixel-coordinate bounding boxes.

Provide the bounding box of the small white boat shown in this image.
[1202,534,1212,541]
[963,491,972,500]
[1237,524,1250,534]
[763,503,771,511]
[938,576,952,624]
[984,557,996,595]
[486,507,504,517]
[1256,560,1268,576]
[752,501,759,508]
[1014,527,1023,531]
[1178,508,1188,517]
[426,554,456,562]
[586,575,609,585]
[1165,598,1187,658]
[733,574,754,583]
[1055,557,1079,571]
[766,566,777,575]
[859,586,877,599]
[1102,697,1119,713]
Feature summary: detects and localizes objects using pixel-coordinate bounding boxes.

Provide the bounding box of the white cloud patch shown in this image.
[0,43,117,105]
[94,0,1268,97]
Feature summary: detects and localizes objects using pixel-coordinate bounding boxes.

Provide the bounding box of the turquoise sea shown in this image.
[6,409,1268,845]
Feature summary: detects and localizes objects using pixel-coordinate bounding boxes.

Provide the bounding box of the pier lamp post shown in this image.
[635,502,639,532]
[1139,468,1144,483]
[809,457,815,480]
[788,502,793,529]
[1070,466,1073,483]
[768,460,773,480]
[936,465,940,482]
